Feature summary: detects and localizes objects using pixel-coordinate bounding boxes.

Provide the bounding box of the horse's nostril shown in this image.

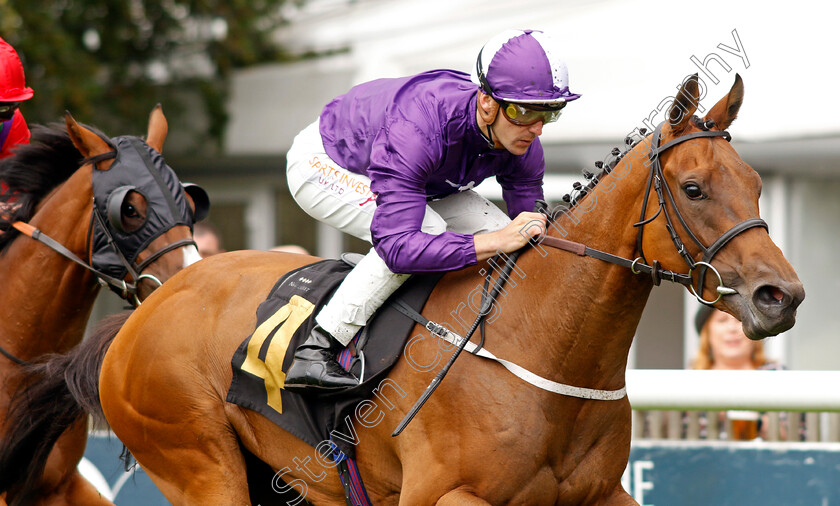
[756,285,786,307]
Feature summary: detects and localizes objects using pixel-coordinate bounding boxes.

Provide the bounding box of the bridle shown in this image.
[541,118,767,305]
[43,141,199,306]
[0,137,203,365]
[1,215,188,366]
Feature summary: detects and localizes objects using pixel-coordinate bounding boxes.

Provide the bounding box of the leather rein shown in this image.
[13,217,192,304]
[541,119,767,305]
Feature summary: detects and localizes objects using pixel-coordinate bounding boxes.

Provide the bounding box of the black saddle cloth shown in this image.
[226,257,441,459]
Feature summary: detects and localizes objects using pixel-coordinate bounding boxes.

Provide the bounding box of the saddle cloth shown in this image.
[226,257,441,459]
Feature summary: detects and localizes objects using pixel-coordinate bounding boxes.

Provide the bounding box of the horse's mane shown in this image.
[0,123,93,250]
[553,116,713,218]
[545,128,648,223]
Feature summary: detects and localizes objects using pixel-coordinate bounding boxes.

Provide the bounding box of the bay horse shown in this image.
[0,107,206,506]
[1,75,804,505]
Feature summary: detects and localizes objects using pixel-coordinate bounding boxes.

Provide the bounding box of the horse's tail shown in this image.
[0,311,131,505]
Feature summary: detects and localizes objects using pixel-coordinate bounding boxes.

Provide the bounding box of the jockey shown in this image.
[0,36,34,222]
[284,29,580,391]
[0,36,33,160]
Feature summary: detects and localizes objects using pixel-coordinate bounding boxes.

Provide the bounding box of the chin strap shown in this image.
[482,123,495,148]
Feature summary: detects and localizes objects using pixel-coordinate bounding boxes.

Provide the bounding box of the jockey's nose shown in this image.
[529,121,544,136]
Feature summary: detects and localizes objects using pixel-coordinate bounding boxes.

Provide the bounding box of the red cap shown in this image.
[0,36,34,102]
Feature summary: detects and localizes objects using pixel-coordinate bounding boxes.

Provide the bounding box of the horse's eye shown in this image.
[683,183,705,200]
[122,202,139,218]
[119,192,146,233]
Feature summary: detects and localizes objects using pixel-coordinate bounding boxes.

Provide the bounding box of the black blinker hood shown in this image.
[90,136,195,280]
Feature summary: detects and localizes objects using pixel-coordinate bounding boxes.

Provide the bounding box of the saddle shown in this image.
[226,254,442,459]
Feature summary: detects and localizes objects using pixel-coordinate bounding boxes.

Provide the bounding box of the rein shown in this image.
[12,221,135,296]
[12,217,194,305]
[392,249,526,436]
[0,220,135,367]
[540,235,694,287]
[392,246,629,438]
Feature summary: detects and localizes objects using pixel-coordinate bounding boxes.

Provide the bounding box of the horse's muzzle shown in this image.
[740,279,805,339]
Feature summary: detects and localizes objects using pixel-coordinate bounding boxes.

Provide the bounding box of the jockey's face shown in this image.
[476,92,545,156]
[493,106,544,156]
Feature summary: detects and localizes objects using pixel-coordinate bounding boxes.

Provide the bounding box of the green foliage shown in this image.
[1,0,301,153]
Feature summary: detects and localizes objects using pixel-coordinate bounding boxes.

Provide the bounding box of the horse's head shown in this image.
[640,74,804,339]
[65,106,209,302]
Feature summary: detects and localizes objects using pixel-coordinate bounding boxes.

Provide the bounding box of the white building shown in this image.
[144,0,840,371]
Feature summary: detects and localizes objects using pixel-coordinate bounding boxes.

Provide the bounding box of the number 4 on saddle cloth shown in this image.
[226,254,443,463]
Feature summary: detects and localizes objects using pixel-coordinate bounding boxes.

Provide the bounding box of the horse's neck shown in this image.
[501,158,654,390]
[0,171,100,358]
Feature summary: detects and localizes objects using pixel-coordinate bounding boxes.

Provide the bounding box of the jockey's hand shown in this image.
[474,211,546,262]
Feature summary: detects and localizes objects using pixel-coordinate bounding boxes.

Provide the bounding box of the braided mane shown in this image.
[554,116,720,217]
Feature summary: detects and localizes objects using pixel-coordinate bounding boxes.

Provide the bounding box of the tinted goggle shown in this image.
[499,100,565,126]
[0,102,21,117]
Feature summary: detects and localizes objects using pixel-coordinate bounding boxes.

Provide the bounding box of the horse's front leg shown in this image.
[435,488,491,505]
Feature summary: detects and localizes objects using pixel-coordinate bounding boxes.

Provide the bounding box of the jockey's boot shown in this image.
[283,325,359,392]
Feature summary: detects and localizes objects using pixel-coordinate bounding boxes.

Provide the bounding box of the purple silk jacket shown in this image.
[319,69,545,274]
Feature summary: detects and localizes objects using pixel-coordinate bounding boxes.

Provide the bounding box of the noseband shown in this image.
[541,119,767,305]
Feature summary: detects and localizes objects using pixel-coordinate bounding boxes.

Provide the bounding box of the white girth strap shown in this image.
[435,330,627,401]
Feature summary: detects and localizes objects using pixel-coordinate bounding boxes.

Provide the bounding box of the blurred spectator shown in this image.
[270,244,309,255]
[691,306,786,440]
[692,306,775,370]
[194,221,225,258]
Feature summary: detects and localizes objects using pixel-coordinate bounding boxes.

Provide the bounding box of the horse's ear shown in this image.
[146,104,168,154]
[704,73,744,130]
[667,74,700,135]
[65,112,113,160]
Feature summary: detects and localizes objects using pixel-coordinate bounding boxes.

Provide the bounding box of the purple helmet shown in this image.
[470,29,580,105]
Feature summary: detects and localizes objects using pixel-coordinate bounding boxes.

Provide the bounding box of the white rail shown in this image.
[626,370,840,412]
